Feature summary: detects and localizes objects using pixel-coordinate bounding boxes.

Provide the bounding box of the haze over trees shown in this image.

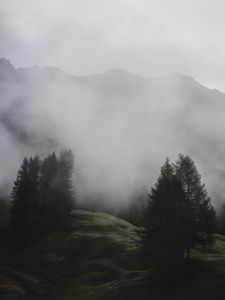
[10,150,75,248]
[143,155,216,268]
[1,59,225,209]
[0,56,222,289]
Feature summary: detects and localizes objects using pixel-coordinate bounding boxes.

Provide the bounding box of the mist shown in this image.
[1,0,225,210]
[0,59,225,209]
[2,2,225,299]
[1,0,225,91]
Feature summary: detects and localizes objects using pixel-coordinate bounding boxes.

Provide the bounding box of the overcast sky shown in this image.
[0,0,225,90]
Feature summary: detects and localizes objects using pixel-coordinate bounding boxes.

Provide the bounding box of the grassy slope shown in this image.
[1,210,225,299]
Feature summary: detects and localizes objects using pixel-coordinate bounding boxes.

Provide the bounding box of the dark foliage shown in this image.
[175,154,216,260]
[143,159,187,268]
[143,155,216,269]
[11,156,40,247]
[10,150,75,248]
[0,197,11,238]
[40,150,75,232]
[217,203,225,234]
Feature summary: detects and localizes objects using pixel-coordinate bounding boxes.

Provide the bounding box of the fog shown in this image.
[0,59,225,209]
[1,1,225,208]
[1,0,225,91]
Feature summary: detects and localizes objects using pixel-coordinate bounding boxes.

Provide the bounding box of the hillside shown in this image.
[1,210,225,299]
[0,210,144,299]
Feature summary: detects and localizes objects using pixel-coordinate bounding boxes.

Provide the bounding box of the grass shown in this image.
[1,210,225,299]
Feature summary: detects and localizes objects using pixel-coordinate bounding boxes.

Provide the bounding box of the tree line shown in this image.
[10,149,75,249]
[0,150,218,270]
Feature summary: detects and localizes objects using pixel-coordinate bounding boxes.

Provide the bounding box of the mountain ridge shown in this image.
[0,58,225,207]
[0,57,222,95]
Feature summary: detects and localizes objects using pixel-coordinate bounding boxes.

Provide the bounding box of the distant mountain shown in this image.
[0,58,225,206]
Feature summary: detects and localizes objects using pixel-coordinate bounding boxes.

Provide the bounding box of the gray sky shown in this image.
[1,0,225,90]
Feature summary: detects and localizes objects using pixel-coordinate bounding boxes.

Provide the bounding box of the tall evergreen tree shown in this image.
[11,150,76,247]
[56,149,75,229]
[28,156,41,235]
[11,156,40,247]
[174,154,216,261]
[39,152,58,232]
[40,150,75,232]
[143,159,187,268]
[58,149,75,209]
[143,155,216,269]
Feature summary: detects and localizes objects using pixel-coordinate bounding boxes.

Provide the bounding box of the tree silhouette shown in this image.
[11,156,40,247]
[143,155,216,269]
[143,159,186,268]
[40,150,75,231]
[39,152,58,232]
[175,154,216,261]
[11,150,76,248]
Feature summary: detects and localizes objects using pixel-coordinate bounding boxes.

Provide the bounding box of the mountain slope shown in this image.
[0,58,225,205]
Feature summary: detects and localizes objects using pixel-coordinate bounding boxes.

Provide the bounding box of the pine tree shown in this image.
[11,150,76,247]
[143,159,187,268]
[27,155,40,236]
[56,149,75,229]
[39,152,59,232]
[39,152,58,204]
[174,154,216,261]
[58,149,75,209]
[143,155,216,268]
[11,156,40,247]
[40,150,75,232]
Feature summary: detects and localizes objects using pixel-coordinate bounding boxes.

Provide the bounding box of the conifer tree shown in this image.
[143,159,186,268]
[40,150,75,232]
[11,156,40,247]
[58,149,75,210]
[175,154,216,261]
[143,155,216,268]
[11,150,76,247]
[56,149,75,229]
[28,156,40,236]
